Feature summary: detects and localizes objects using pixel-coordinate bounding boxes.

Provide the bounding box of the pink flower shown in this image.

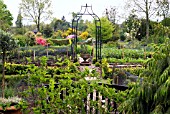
[66,34,76,39]
[36,37,47,46]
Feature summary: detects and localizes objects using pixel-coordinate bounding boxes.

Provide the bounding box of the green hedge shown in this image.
[50,39,71,46]
[0,62,78,75]
[102,48,152,59]
[0,63,30,75]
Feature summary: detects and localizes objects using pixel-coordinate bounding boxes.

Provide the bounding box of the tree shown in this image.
[20,0,53,31]
[61,18,70,31]
[123,12,141,41]
[126,0,158,39]
[78,19,88,32]
[43,24,53,38]
[119,39,170,113]
[157,0,169,26]
[136,19,153,41]
[87,17,115,43]
[0,30,17,97]
[51,18,70,32]
[161,17,170,26]
[105,6,117,24]
[15,9,23,28]
[0,0,13,30]
[51,18,62,31]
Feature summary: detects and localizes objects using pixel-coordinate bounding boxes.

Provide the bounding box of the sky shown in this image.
[4,0,126,26]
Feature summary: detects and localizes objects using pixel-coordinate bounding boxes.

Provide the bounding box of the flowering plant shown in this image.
[35,36,47,46]
[0,96,26,110]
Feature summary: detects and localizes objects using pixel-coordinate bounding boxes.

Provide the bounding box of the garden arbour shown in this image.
[71,4,102,63]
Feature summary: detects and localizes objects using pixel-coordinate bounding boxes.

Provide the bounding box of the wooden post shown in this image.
[33,50,35,61]
[122,45,124,59]
[18,50,20,63]
[46,44,48,57]
[144,46,146,59]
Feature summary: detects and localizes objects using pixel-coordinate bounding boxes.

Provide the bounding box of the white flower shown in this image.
[0,96,22,104]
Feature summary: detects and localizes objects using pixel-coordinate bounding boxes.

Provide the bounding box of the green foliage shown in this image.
[119,38,170,113]
[46,39,54,46]
[0,0,13,30]
[50,39,70,45]
[15,10,23,28]
[0,96,27,111]
[50,18,70,31]
[122,67,145,76]
[0,30,18,97]
[107,57,147,64]
[14,28,25,35]
[102,47,152,59]
[0,30,17,51]
[112,31,120,41]
[77,44,92,54]
[51,30,62,39]
[150,23,170,44]
[43,24,53,38]
[35,32,42,37]
[95,62,101,67]
[78,19,88,31]
[123,13,141,41]
[120,31,126,41]
[161,17,170,26]
[24,31,35,46]
[101,58,112,78]
[103,41,119,48]
[22,64,127,113]
[0,63,30,75]
[14,34,27,47]
[136,19,155,41]
[87,17,114,43]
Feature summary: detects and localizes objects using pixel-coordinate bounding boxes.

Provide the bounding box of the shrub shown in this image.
[35,36,47,46]
[50,39,70,45]
[35,32,42,37]
[79,31,89,39]
[112,32,120,41]
[51,31,62,39]
[43,24,53,38]
[14,34,27,47]
[46,39,54,46]
[95,62,101,67]
[1,63,30,75]
[14,28,25,35]
[24,31,35,46]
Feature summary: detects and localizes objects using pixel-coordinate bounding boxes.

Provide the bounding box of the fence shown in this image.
[44,83,128,114]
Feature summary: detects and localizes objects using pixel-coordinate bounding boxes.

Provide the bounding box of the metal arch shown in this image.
[71,4,102,62]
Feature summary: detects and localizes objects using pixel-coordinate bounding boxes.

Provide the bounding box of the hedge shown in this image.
[50,39,71,46]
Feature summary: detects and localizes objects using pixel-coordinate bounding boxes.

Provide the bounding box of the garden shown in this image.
[1,0,170,114]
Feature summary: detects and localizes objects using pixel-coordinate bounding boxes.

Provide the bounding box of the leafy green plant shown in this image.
[119,38,170,113]
[0,30,17,97]
[20,58,127,113]
[0,96,27,111]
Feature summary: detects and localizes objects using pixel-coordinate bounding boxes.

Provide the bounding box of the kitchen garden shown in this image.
[1,0,170,113]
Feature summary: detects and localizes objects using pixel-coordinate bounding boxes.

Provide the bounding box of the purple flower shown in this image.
[66,34,76,39]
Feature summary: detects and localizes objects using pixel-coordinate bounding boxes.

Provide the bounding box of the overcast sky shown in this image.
[4,0,126,26]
